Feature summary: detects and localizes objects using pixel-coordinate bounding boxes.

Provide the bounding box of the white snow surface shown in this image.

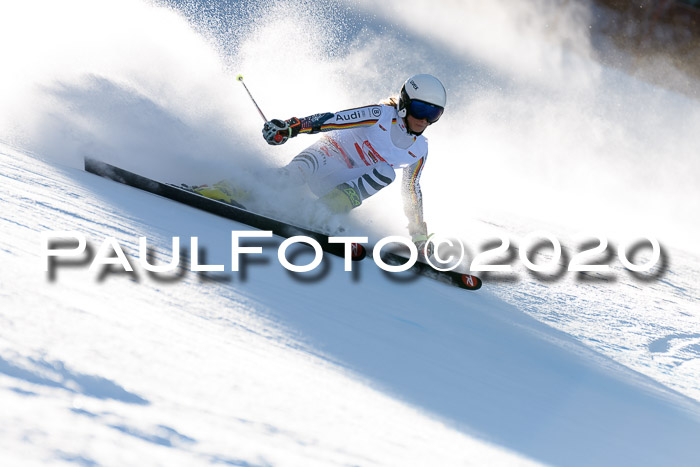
[2,0,700,466]
[2,142,700,467]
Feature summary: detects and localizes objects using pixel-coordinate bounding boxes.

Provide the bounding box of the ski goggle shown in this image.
[407,99,444,124]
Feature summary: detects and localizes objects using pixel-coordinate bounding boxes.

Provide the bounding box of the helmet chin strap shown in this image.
[402,115,424,136]
[397,88,423,135]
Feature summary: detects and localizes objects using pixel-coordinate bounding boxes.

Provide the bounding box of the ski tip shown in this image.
[460,274,482,290]
[351,243,367,261]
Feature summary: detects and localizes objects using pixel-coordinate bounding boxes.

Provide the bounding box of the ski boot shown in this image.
[318,183,362,213]
[191,180,250,206]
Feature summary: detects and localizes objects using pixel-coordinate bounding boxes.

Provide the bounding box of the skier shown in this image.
[195,74,446,253]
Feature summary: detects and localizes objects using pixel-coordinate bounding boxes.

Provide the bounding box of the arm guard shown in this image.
[292,105,383,135]
[401,157,427,237]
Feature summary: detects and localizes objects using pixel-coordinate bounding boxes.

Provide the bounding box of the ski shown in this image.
[83,158,365,260]
[84,158,481,291]
[381,252,482,291]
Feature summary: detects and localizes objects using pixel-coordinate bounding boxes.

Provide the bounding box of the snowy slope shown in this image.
[2,0,700,465]
[2,143,700,466]
[0,144,534,466]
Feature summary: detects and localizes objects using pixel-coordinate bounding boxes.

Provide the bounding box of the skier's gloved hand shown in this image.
[262,117,301,145]
[412,233,434,259]
[262,119,288,145]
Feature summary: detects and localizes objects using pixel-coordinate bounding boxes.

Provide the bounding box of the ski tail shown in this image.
[83,158,366,261]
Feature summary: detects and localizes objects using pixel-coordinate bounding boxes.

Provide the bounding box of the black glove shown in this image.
[262,117,301,145]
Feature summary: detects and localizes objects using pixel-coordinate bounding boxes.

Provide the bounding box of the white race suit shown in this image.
[284,104,429,237]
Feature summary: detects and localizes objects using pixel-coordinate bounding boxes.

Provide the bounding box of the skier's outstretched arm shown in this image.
[402,157,430,254]
[262,105,383,145]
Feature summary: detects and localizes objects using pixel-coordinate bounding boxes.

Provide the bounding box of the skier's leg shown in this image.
[193,143,335,204]
[315,161,396,212]
[195,138,395,211]
[279,141,348,186]
[281,150,324,185]
[279,140,397,211]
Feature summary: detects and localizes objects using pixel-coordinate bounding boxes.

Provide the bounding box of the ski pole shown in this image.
[237,75,268,122]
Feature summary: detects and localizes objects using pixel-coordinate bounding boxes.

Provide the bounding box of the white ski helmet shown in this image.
[397,74,446,125]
